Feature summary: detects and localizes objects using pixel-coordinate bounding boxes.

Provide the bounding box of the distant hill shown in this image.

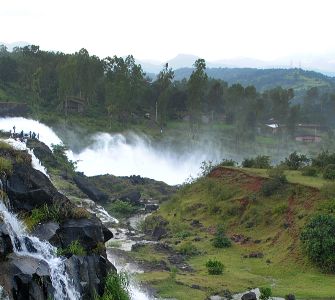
[173,67,335,92]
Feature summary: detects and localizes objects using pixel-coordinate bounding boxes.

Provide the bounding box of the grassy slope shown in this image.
[133,167,335,299]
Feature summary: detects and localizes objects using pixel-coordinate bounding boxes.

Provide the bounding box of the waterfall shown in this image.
[0,201,80,300]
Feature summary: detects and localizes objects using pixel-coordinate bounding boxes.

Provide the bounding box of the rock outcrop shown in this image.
[0,144,115,300]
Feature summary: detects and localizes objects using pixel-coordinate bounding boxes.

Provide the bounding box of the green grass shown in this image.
[242,168,329,189]
[131,170,335,299]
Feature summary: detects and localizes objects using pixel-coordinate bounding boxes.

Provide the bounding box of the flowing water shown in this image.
[0,201,80,300]
[0,117,222,185]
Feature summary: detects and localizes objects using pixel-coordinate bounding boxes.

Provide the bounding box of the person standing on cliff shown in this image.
[13,125,16,134]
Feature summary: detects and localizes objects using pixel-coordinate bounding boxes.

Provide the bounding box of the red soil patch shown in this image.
[209,166,265,192]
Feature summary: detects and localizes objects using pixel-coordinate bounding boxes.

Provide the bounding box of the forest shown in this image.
[1,44,335,140]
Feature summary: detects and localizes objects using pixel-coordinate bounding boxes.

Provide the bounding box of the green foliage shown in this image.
[199,160,214,177]
[175,230,191,239]
[206,259,224,275]
[261,168,287,196]
[0,157,12,175]
[51,144,77,174]
[300,214,335,272]
[58,240,86,256]
[219,159,236,167]
[323,164,335,180]
[242,155,271,169]
[26,203,62,230]
[301,166,318,177]
[109,200,137,218]
[268,167,288,183]
[312,151,335,170]
[95,272,130,300]
[320,183,335,199]
[259,287,272,300]
[212,225,232,248]
[283,151,309,170]
[177,242,200,256]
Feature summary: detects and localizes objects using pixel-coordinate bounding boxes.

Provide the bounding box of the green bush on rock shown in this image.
[206,259,224,275]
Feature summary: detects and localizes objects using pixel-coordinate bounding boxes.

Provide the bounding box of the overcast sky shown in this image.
[1,0,334,62]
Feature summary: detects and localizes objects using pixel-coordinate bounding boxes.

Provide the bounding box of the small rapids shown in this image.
[0,201,80,300]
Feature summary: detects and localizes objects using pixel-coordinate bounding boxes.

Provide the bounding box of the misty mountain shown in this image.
[0,41,30,51]
[174,67,335,93]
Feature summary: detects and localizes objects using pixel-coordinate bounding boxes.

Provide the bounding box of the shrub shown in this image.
[242,155,271,169]
[312,150,335,169]
[206,259,224,275]
[283,151,309,170]
[220,159,236,167]
[95,272,130,300]
[213,225,232,248]
[300,214,335,272]
[268,167,287,183]
[58,240,86,256]
[199,160,215,176]
[323,164,335,180]
[176,230,191,239]
[301,166,318,177]
[0,157,12,175]
[109,200,137,218]
[259,287,272,300]
[25,203,62,230]
[261,167,287,196]
[178,242,200,256]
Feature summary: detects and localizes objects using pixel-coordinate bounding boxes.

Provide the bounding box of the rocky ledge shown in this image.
[0,143,115,299]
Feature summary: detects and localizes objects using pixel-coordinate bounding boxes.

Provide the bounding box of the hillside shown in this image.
[130,167,335,299]
[174,67,335,93]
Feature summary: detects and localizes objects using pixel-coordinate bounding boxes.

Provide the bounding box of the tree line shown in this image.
[1,44,335,136]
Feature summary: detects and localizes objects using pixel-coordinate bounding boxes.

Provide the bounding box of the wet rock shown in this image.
[285,294,296,300]
[145,203,159,212]
[23,237,37,253]
[152,224,167,241]
[131,243,146,251]
[7,164,59,211]
[0,223,13,259]
[241,291,257,300]
[32,221,60,243]
[74,174,109,203]
[55,217,108,252]
[65,254,115,300]
[118,190,141,204]
[0,254,52,300]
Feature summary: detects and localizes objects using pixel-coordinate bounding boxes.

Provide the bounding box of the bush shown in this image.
[323,164,335,180]
[301,166,318,177]
[242,155,271,169]
[220,159,236,167]
[109,200,137,218]
[58,240,86,256]
[213,225,232,248]
[283,151,309,170]
[199,160,215,176]
[300,214,335,272]
[312,150,335,169]
[259,287,272,300]
[95,272,130,300]
[268,167,287,183]
[178,242,200,256]
[206,259,224,275]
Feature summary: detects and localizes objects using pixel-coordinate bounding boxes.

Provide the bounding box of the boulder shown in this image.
[0,223,13,260]
[241,292,257,300]
[65,254,115,300]
[145,203,159,212]
[285,294,296,300]
[118,190,141,204]
[32,222,60,243]
[0,254,52,300]
[73,174,109,203]
[55,217,108,251]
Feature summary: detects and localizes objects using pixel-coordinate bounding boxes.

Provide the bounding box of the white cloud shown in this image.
[1,0,335,61]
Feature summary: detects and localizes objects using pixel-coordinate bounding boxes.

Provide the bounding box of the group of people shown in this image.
[10,125,39,143]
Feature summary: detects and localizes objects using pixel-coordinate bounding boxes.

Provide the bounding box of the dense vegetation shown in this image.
[1,44,335,141]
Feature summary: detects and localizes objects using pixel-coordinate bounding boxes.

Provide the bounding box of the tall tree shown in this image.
[187,58,208,132]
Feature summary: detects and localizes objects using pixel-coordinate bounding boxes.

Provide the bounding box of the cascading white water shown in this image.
[0,117,222,185]
[0,201,80,300]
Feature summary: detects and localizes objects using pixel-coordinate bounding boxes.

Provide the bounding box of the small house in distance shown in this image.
[64,96,85,114]
[295,135,321,143]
